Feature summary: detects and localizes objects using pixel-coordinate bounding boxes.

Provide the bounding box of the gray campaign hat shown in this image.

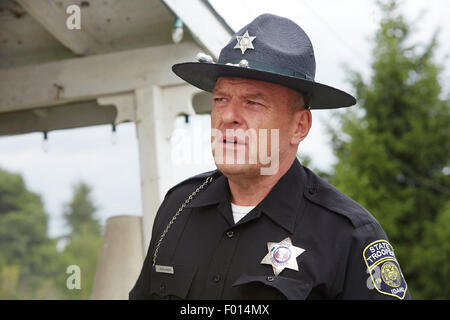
[172,13,356,109]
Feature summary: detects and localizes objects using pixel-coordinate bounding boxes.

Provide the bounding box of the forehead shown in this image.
[213,77,300,100]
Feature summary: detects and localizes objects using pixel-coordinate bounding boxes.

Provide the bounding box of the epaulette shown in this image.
[165,169,221,197]
[302,167,378,228]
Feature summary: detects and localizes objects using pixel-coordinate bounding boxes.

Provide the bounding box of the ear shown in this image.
[290,109,312,145]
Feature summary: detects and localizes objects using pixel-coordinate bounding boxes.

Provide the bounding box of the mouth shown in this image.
[222,137,246,146]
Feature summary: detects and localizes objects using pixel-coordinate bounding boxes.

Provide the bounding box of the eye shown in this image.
[246,100,265,107]
[213,97,227,103]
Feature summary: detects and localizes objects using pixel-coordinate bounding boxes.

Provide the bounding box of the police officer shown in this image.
[129,13,410,300]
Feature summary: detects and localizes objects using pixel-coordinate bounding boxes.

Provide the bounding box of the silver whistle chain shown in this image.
[152,175,214,267]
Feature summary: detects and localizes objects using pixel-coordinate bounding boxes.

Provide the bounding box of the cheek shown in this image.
[210,110,223,146]
[278,124,292,141]
[268,118,294,150]
[210,103,229,122]
[210,109,220,128]
[261,115,288,136]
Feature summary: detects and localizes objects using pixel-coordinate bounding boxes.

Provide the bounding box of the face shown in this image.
[210,77,312,178]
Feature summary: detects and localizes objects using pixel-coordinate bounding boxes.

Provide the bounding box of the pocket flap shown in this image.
[150,264,197,299]
[233,274,312,300]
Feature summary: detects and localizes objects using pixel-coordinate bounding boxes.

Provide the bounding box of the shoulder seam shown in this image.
[302,167,377,228]
[165,169,220,197]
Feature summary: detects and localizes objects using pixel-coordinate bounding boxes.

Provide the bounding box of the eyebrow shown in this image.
[244,92,269,103]
[212,88,269,103]
[212,88,227,96]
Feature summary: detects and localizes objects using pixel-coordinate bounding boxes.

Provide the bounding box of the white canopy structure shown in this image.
[0,0,233,299]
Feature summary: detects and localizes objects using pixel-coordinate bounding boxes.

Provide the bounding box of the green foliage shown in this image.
[58,229,103,299]
[329,0,450,299]
[0,256,20,299]
[0,169,103,299]
[63,183,101,237]
[58,182,103,299]
[0,168,62,299]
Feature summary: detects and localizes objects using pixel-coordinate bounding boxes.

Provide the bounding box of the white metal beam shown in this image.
[162,0,233,58]
[16,0,110,56]
[97,92,136,125]
[0,42,201,113]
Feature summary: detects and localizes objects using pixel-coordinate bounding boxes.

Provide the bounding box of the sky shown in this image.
[0,0,448,238]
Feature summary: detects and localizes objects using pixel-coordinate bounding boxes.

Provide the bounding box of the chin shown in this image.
[215,162,260,178]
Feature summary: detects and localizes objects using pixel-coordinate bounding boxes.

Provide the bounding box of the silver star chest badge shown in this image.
[261,237,305,276]
[234,30,256,54]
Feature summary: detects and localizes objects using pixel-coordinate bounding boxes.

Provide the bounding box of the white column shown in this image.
[134,84,200,252]
[135,85,172,252]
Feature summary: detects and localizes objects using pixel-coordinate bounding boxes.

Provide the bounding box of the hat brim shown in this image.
[172,62,356,109]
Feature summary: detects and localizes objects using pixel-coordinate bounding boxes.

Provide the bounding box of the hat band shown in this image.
[222,59,314,81]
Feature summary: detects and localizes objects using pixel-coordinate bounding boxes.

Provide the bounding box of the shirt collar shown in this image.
[257,158,306,233]
[186,159,306,233]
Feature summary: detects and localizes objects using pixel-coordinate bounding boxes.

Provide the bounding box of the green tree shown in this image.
[0,168,62,299]
[329,0,450,299]
[63,183,101,237]
[59,182,103,299]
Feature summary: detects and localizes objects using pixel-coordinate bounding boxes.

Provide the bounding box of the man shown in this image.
[130,13,410,300]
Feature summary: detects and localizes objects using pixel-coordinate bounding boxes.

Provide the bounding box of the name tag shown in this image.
[155,265,174,274]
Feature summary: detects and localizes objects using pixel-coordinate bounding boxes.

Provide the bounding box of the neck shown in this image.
[227,158,295,206]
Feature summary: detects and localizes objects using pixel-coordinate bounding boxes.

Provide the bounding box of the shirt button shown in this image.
[212,274,222,283]
[226,231,234,238]
[159,283,165,293]
[266,276,274,282]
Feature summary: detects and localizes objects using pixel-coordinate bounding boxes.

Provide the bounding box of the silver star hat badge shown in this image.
[261,237,306,276]
[234,30,256,54]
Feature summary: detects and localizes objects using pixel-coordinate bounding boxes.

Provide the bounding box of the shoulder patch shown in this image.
[363,240,408,300]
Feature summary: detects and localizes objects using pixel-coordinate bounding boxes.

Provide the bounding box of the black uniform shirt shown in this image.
[129,159,410,300]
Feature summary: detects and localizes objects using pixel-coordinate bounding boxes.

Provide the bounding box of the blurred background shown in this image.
[0,0,449,299]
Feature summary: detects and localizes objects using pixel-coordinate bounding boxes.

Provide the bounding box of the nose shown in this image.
[219,99,244,128]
